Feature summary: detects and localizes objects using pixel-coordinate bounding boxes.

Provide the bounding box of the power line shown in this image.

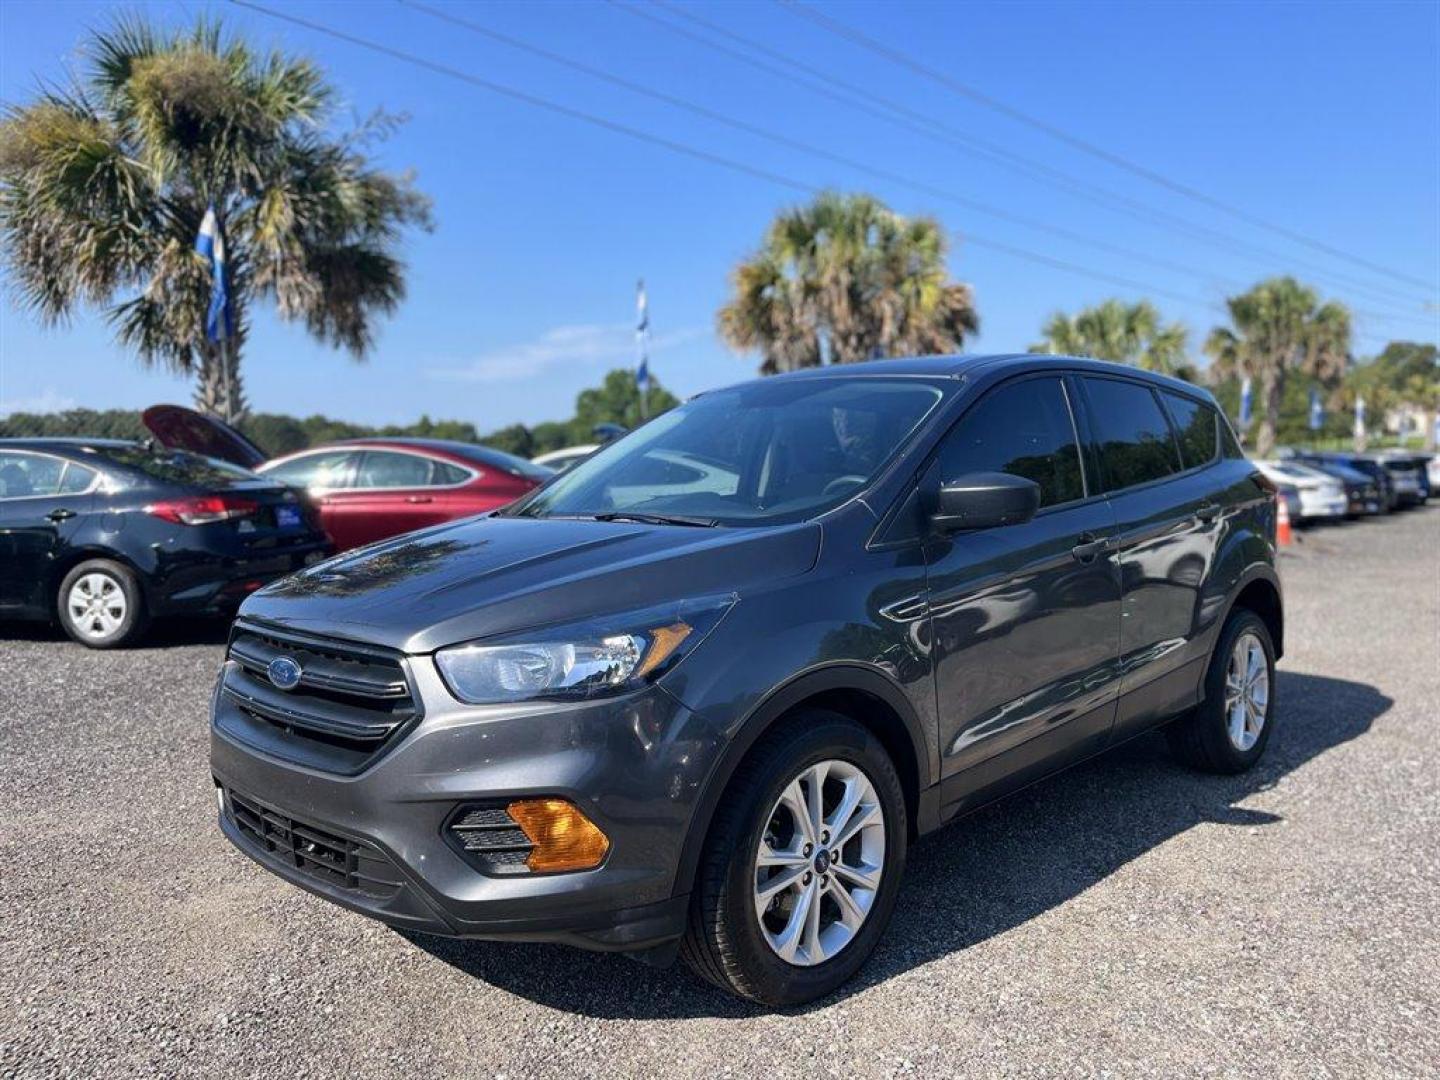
[778,0,1438,296]
[227,0,1407,352]
[400,0,1243,298]
[622,0,1432,318]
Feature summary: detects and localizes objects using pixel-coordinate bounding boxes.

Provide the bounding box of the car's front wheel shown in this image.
[56,559,149,648]
[681,710,907,1006]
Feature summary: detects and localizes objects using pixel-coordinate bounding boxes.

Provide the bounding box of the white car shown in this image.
[531,444,599,474]
[1254,460,1348,521]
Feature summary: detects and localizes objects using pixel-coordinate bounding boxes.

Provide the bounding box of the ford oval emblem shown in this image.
[267,655,303,691]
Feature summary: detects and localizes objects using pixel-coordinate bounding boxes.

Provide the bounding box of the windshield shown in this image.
[509,377,946,526]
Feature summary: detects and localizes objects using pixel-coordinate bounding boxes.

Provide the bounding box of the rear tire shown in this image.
[680,709,907,1007]
[1167,609,1275,773]
[57,559,149,648]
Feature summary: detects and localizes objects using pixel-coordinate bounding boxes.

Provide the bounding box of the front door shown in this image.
[0,451,95,615]
[924,375,1123,817]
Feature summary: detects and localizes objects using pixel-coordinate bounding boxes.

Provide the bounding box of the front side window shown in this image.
[0,451,65,498]
[1081,378,1182,492]
[510,377,946,526]
[934,377,1085,508]
[1161,391,1219,469]
[262,451,357,490]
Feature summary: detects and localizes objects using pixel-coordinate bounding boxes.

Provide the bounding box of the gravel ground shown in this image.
[2,506,1437,1079]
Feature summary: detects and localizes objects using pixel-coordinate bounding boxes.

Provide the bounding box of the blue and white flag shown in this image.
[195,204,234,342]
[635,279,650,394]
[1239,376,1253,429]
[1354,395,1366,441]
[1308,387,1324,431]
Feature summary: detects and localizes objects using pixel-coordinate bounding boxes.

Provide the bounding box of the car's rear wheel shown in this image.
[680,710,907,1007]
[1168,608,1276,773]
[57,559,149,649]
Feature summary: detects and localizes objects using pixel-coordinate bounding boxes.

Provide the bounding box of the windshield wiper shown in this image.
[592,511,718,528]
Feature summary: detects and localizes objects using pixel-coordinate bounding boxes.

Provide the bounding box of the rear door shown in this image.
[1075,376,1225,738]
[0,451,97,614]
[924,374,1123,814]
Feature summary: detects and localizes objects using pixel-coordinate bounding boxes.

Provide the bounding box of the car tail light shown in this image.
[145,494,259,525]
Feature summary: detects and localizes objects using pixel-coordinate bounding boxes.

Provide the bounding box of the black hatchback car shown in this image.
[211,356,1283,1006]
[0,438,330,647]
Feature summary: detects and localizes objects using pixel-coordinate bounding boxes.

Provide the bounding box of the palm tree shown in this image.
[1204,277,1351,457]
[0,17,430,422]
[718,191,978,373]
[1030,298,1194,380]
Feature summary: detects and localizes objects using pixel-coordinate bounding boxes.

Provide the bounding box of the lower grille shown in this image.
[227,788,403,899]
[446,803,535,875]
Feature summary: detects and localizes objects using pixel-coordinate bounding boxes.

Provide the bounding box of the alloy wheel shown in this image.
[1223,631,1269,752]
[753,758,885,967]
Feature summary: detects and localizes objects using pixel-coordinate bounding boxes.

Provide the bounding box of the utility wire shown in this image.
[625,0,1431,318]
[400,0,1244,299]
[228,0,1403,351]
[779,0,1438,296]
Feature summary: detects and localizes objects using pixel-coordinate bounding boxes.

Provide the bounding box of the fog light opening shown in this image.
[506,799,610,873]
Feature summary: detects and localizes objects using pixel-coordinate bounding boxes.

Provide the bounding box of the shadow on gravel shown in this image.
[0,616,230,648]
[405,671,1391,1019]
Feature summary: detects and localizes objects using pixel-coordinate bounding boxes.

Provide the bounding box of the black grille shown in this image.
[226,789,403,899]
[218,621,419,774]
[446,803,535,875]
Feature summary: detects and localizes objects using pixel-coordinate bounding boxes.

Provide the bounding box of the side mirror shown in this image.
[931,471,1041,533]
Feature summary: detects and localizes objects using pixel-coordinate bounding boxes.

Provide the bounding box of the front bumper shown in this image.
[210,657,721,952]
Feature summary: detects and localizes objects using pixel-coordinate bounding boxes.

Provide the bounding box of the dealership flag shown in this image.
[194,204,234,342]
[1239,376,1253,428]
[1354,395,1366,441]
[1309,387,1324,431]
[635,279,651,418]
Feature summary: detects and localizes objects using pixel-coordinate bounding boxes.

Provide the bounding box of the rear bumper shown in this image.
[150,534,331,615]
[210,667,722,953]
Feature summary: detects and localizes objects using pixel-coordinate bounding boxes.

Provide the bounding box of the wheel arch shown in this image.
[1226,566,1284,660]
[672,663,931,900]
[47,546,147,618]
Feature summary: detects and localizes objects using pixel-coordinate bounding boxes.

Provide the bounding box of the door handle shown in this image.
[46,508,76,523]
[1071,533,1112,562]
[405,495,433,504]
[1195,502,1221,523]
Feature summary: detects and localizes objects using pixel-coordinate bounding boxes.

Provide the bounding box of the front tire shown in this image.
[1168,609,1276,773]
[57,559,149,648]
[680,710,907,1007]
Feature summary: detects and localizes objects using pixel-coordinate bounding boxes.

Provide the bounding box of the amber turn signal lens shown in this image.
[507,798,610,873]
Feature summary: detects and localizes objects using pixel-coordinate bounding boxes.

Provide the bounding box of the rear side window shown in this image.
[0,451,64,498]
[58,463,97,493]
[431,460,471,485]
[354,451,434,489]
[936,377,1085,508]
[1081,378,1182,492]
[1161,392,1219,469]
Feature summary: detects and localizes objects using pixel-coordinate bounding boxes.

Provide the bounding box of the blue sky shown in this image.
[1,0,1437,432]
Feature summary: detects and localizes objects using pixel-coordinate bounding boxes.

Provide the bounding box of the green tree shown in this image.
[0,16,430,423]
[1204,277,1351,457]
[1030,298,1194,380]
[718,191,978,373]
[1365,341,1438,450]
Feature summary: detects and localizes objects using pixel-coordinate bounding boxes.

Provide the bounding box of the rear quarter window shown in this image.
[1161,391,1219,469]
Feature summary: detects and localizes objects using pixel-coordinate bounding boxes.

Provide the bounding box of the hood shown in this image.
[238,514,823,654]
[141,404,269,470]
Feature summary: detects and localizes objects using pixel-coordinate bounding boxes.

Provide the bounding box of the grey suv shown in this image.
[212,355,1283,1006]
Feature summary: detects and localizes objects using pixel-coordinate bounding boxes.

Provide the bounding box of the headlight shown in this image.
[434,595,734,705]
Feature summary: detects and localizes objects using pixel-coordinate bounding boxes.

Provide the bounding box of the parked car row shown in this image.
[1259,449,1433,524]
[0,405,553,647]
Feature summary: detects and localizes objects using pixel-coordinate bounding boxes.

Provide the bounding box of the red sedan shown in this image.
[142,407,552,552]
